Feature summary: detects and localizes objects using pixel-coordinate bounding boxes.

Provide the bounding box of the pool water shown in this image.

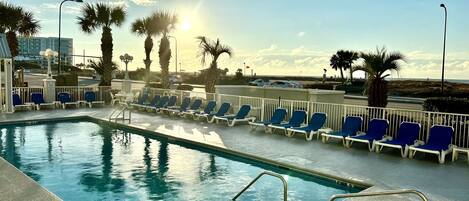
[0,120,361,200]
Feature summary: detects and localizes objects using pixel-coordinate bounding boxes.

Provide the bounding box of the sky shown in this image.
[5,0,469,79]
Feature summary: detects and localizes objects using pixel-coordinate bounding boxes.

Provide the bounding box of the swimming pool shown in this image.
[0,119,362,200]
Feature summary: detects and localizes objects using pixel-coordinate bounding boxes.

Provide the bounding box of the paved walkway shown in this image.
[1,108,468,201]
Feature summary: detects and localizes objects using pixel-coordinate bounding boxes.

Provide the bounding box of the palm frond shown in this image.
[110,6,126,27]
[77,3,97,33]
[18,11,40,36]
[95,3,111,26]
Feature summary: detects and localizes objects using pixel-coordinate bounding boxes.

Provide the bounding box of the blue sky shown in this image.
[6,0,469,79]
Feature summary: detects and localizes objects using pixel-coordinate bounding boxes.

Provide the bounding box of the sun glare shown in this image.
[181,17,192,31]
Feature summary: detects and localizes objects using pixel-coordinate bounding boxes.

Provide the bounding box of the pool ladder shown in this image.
[108,103,132,123]
[232,171,288,201]
[329,189,429,201]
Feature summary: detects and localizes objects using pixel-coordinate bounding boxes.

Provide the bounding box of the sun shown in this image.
[180,17,192,31]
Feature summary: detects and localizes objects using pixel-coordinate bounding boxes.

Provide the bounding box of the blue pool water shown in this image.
[0,120,361,200]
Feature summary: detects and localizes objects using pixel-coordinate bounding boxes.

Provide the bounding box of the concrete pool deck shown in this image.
[0,107,468,201]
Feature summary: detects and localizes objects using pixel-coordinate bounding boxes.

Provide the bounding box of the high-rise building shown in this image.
[16,36,74,67]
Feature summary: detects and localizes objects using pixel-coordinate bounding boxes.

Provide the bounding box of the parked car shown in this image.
[248,79,270,86]
[268,80,303,88]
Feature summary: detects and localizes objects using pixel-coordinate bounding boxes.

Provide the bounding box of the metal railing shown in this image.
[232,171,288,201]
[329,189,428,201]
[108,103,131,123]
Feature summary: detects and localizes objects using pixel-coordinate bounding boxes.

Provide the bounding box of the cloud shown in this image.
[297,32,306,37]
[258,44,278,54]
[131,0,157,6]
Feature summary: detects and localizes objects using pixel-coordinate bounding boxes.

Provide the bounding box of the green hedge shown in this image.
[423,97,469,114]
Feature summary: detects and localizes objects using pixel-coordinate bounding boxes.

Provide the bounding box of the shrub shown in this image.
[176,84,193,91]
[423,97,469,114]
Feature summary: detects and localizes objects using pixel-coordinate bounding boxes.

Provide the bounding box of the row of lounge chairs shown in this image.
[249,108,455,164]
[131,94,256,126]
[13,91,103,111]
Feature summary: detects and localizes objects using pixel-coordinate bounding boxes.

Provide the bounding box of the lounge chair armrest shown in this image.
[449,144,457,150]
[382,135,393,141]
[413,140,425,146]
[355,132,366,136]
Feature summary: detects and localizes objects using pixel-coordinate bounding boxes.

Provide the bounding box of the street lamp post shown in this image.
[440,3,447,94]
[58,0,83,75]
[168,36,178,75]
[120,53,133,93]
[40,49,59,103]
[40,49,58,78]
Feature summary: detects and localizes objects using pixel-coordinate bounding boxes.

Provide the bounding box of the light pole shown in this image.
[120,53,133,79]
[168,35,178,75]
[440,3,447,94]
[58,0,83,75]
[120,53,133,93]
[40,49,58,78]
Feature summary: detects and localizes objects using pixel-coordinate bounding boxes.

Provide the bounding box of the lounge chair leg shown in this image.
[322,136,327,144]
[402,146,409,158]
[439,152,446,164]
[286,130,293,137]
[375,145,381,153]
[305,133,313,141]
[369,141,375,152]
[409,149,415,159]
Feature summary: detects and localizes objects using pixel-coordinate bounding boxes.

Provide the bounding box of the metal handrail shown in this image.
[329,189,428,201]
[232,171,288,201]
[109,103,131,123]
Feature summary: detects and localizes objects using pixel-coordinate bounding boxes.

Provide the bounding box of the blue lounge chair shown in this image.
[321,116,362,146]
[287,112,327,141]
[151,96,169,111]
[130,92,150,109]
[84,91,104,108]
[57,92,79,109]
[375,122,421,157]
[12,94,33,111]
[267,110,307,135]
[185,100,217,119]
[134,95,161,111]
[345,118,389,151]
[409,125,454,164]
[196,102,231,123]
[157,96,177,112]
[214,104,255,126]
[249,108,287,132]
[177,99,202,116]
[161,97,191,114]
[31,93,55,110]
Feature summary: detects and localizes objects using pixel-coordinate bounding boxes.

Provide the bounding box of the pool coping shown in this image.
[0,115,372,193]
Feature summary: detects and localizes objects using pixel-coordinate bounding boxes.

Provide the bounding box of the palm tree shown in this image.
[330,50,359,83]
[86,59,118,85]
[196,36,233,93]
[152,11,178,89]
[77,3,126,86]
[0,2,40,57]
[131,15,158,86]
[354,47,405,107]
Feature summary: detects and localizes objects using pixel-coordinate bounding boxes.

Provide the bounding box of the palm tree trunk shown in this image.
[5,31,19,57]
[205,61,218,93]
[100,27,113,86]
[368,78,388,107]
[159,35,171,89]
[339,67,344,82]
[349,68,353,82]
[144,36,153,86]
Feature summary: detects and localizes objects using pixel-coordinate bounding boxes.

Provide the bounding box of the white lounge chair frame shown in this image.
[375,136,422,158]
[408,141,455,164]
[214,115,256,127]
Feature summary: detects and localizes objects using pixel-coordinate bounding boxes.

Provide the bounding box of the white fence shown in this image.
[143,88,469,148]
[5,86,119,103]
